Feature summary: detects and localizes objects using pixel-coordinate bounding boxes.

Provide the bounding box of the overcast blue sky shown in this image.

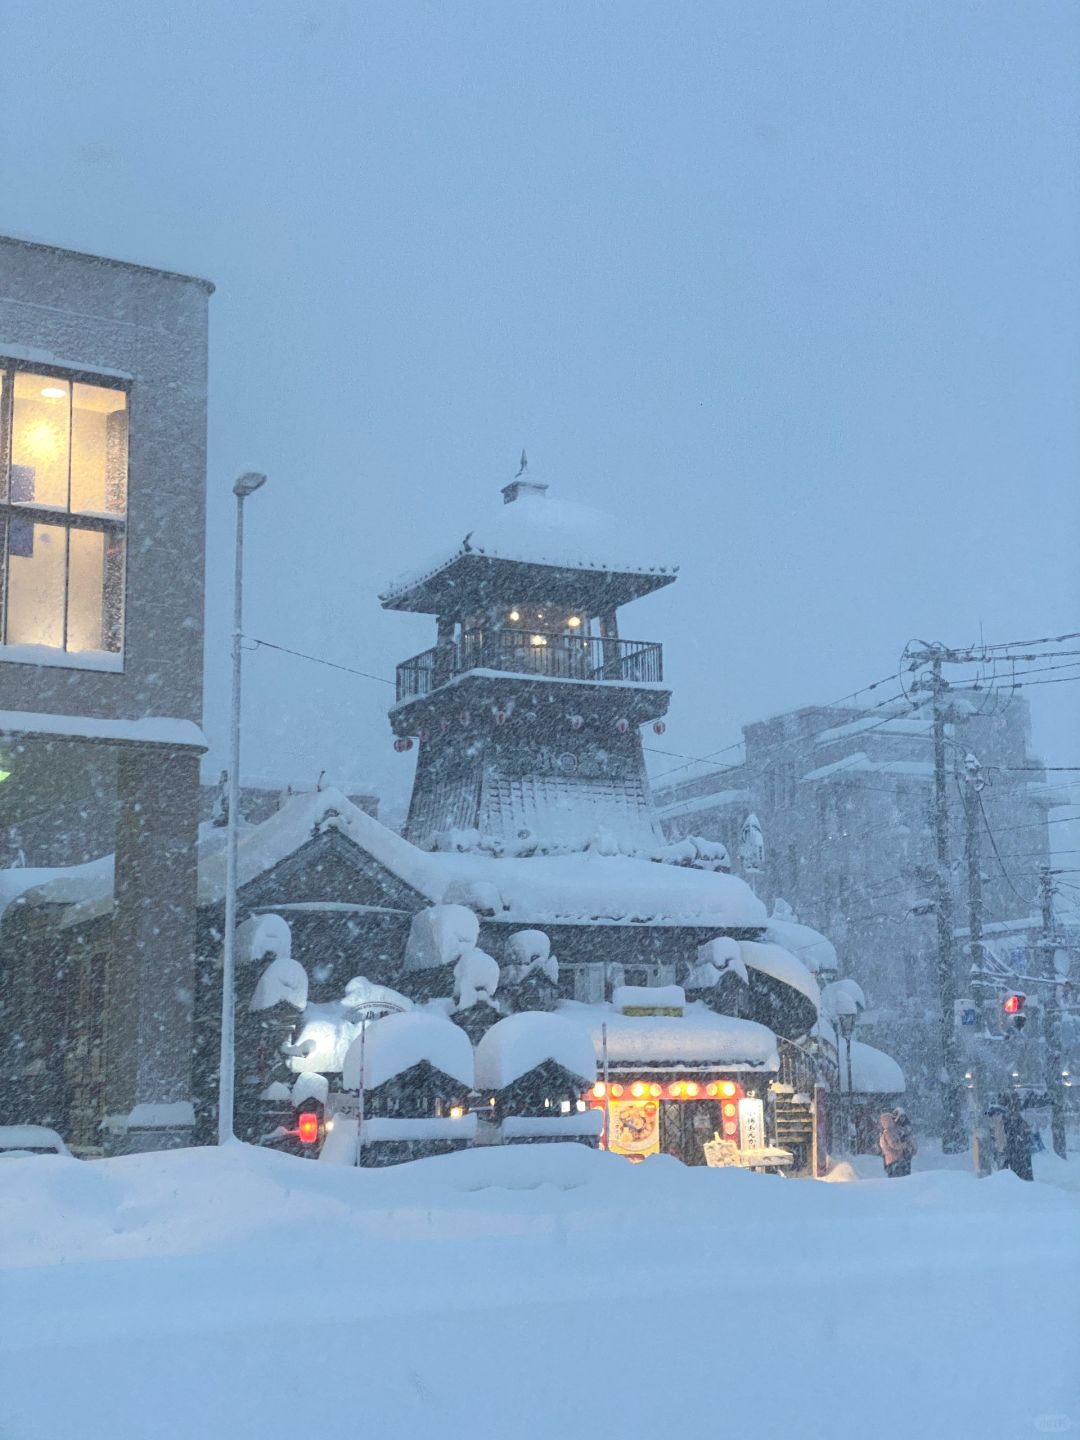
[3,0,1078,817]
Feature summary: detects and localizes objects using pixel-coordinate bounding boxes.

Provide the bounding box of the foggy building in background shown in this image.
[0,234,212,1153]
[654,691,1065,1112]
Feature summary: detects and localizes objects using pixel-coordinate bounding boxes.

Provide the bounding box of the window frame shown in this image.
[0,358,130,666]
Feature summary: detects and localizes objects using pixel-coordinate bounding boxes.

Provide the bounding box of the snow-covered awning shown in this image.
[559,1000,779,1072]
[817,1019,905,1095]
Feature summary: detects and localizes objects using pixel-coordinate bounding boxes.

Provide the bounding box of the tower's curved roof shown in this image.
[380,482,678,613]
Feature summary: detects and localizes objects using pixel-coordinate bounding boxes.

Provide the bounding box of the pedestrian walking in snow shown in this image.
[1001,1093,1033,1182]
[879,1108,916,1178]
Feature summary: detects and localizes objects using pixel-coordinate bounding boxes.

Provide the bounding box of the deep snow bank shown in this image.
[0,1143,1077,1440]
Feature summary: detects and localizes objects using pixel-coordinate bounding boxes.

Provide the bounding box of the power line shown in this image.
[650,677,907,785]
[248,637,396,687]
[992,766,1080,774]
[1010,674,1080,690]
[963,630,1080,652]
[978,789,1037,905]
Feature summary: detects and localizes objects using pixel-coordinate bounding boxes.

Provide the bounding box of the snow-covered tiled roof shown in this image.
[29,786,769,934]
[380,486,677,603]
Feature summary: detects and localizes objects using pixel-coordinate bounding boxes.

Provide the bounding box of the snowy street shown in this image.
[2,1143,1077,1440]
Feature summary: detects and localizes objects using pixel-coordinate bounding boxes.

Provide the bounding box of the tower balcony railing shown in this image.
[395,628,663,703]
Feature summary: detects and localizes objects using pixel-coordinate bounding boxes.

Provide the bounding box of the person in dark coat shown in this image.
[878,1107,916,1177]
[1001,1093,1033,1181]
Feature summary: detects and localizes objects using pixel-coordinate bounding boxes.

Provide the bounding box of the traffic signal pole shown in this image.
[1039,868,1067,1159]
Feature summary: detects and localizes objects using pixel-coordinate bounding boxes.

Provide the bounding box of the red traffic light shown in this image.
[297,1111,320,1145]
[1003,994,1025,1015]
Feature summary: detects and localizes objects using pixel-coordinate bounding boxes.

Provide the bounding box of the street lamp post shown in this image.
[834,999,858,1159]
[218,471,268,1145]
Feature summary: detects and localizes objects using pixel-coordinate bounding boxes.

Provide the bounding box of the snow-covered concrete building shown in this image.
[0,235,212,1152]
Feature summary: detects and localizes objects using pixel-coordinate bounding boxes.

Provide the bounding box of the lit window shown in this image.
[1,366,127,658]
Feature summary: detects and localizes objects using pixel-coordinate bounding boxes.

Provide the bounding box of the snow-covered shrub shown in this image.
[404,904,480,971]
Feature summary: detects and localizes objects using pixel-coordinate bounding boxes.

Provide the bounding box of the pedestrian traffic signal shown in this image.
[1003,994,1027,1031]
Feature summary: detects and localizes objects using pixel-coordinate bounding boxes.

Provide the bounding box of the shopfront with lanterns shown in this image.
[586,1076,755,1162]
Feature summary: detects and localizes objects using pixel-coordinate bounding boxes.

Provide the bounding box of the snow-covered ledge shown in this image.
[0,710,206,750]
[101,1101,196,1154]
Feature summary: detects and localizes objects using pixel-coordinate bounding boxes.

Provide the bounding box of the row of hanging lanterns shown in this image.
[394,714,665,750]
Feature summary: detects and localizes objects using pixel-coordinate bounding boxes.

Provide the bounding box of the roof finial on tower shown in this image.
[502,450,547,505]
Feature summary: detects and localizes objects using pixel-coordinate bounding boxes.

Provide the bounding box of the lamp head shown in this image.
[233,471,268,498]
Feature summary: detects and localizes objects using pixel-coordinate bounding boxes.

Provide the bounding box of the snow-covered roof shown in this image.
[198,788,433,907]
[423,849,767,929]
[801,752,933,783]
[29,786,768,935]
[654,788,753,822]
[763,909,838,976]
[380,485,677,607]
[559,1000,779,1071]
[342,1012,475,1091]
[475,1013,597,1091]
[739,941,820,1013]
[813,714,937,745]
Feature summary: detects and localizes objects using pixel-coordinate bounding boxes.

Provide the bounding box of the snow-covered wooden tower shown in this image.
[381,475,677,850]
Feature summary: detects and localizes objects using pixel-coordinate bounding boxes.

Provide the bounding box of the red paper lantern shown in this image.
[614,717,630,734]
[652,720,666,735]
[393,736,413,752]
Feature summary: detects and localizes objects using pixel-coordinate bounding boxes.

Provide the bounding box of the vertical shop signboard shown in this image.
[737,1096,765,1151]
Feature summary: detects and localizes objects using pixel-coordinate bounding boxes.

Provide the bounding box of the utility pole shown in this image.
[960,753,992,1173]
[1039,867,1067,1159]
[927,654,965,1151]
